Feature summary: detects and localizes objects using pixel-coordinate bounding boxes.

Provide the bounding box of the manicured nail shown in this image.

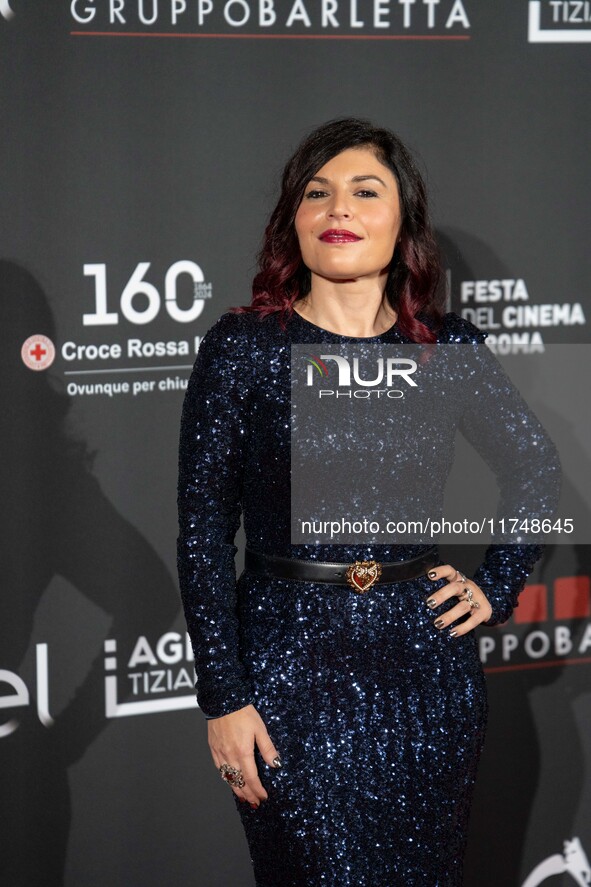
[434,618,445,629]
[250,803,258,810]
[428,570,438,579]
[449,630,458,637]
[425,598,437,608]
[272,756,282,769]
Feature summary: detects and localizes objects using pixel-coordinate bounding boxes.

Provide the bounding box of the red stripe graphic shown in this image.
[70,31,472,41]
[484,657,591,675]
[514,584,548,624]
[554,576,591,621]
[511,576,591,624]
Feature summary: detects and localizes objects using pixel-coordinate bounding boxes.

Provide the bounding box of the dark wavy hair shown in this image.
[231,117,445,343]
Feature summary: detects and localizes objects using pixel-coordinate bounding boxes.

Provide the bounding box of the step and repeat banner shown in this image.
[1,2,589,885]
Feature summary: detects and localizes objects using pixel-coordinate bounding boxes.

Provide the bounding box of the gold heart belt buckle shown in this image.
[345,560,382,593]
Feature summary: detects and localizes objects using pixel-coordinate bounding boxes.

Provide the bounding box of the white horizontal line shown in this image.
[529,27,591,42]
[64,365,193,376]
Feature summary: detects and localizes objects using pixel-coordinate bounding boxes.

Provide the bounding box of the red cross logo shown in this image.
[30,343,47,362]
[21,335,56,371]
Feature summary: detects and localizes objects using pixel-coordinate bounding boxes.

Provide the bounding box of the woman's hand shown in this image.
[425,564,493,635]
[208,704,281,809]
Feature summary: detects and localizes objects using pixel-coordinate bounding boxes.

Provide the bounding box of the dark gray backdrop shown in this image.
[1,2,590,885]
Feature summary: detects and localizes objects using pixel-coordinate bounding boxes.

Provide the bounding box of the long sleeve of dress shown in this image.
[448,315,562,625]
[177,312,256,719]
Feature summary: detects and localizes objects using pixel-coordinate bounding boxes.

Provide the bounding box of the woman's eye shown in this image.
[303,188,378,200]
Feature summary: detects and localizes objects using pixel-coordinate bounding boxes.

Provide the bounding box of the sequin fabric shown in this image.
[177,310,559,886]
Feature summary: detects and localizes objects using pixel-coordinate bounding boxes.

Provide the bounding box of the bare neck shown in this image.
[294,280,396,338]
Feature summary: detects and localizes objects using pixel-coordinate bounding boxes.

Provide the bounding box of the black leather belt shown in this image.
[244,546,439,593]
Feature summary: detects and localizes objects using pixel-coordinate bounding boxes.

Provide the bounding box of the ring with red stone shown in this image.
[219,763,246,789]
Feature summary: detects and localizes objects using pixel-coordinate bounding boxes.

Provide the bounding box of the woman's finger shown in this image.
[425,582,465,608]
[427,564,461,582]
[426,564,478,610]
[425,564,493,631]
[255,727,282,771]
[206,704,279,809]
[211,748,267,806]
[208,748,244,801]
[446,611,486,637]
[432,597,473,632]
[237,750,269,806]
[425,563,467,609]
[435,605,491,636]
[215,754,258,805]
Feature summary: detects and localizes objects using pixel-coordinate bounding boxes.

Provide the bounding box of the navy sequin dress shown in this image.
[177,310,559,887]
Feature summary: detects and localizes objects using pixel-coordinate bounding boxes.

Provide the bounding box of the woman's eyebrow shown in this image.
[351,174,388,187]
[309,174,388,187]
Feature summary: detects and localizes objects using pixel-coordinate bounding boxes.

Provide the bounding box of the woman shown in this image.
[177,118,560,885]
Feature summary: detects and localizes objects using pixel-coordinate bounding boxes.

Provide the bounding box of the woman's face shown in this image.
[294,146,402,288]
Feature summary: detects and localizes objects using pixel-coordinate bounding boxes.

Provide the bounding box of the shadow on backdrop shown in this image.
[0,261,180,886]
[438,229,588,886]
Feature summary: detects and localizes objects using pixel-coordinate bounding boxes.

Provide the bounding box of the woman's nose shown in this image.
[327,191,353,220]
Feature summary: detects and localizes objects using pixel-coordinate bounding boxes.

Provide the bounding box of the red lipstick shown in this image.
[319,229,362,243]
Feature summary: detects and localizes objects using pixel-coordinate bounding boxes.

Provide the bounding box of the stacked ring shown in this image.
[464,588,480,610]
